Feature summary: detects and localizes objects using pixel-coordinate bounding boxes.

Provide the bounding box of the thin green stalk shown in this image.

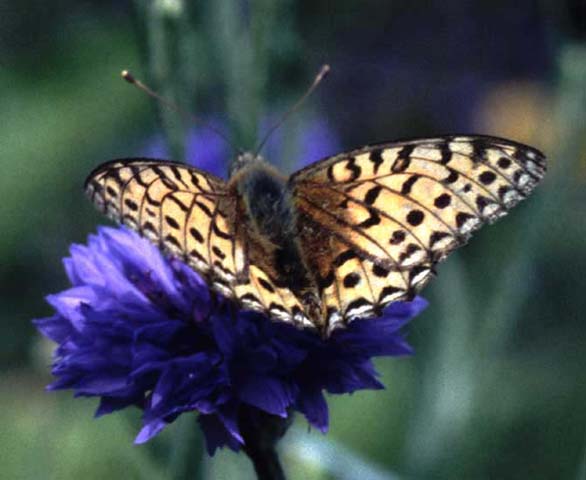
[240,407,293,480]
[208,0,260,149]
[133,0,195,162]
[208,0,292,153]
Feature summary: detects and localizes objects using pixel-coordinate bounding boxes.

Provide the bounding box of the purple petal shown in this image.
[238,376,296,417]
[199,413,243,455]
[298,387,329,432]
[34,314,73,343]
[135,419,168,444]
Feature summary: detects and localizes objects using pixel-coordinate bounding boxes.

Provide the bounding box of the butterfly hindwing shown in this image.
[291,135,546,332]
[85,159,309,326]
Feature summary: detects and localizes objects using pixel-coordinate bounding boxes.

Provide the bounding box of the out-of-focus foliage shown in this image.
[2,1,585,479]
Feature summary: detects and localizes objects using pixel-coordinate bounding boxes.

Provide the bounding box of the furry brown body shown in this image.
[229,154,323,329]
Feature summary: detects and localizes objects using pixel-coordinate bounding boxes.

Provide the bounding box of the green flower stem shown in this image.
[240,407,293,480]
[244,445,286,480]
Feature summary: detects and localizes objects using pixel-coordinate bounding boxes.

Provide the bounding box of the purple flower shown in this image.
[36,226,427,455]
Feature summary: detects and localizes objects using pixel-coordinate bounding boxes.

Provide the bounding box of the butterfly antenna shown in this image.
[121,70,240,154]
[254,64,330,156]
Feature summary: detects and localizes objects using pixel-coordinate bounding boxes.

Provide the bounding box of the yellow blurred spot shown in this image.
[474,81,555,152]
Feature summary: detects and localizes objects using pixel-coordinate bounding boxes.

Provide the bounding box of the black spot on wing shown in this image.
[358,208,381,228]
[164,234,182,250]
[124,198,139,211]
[429,231,452,247]
[334,250,358,267]
[399,243,423,263]
[372,264,390,278]
[165,215,181,229]
[379,285,403,303]
[391,145,414,173]
[343,272,361,288]
[106,184,119,199]
[212,245,226,260]
[479,171,497,185]
[456,212,476,229]
[189,249,206,263]
[364,185,382,205]
[471,138,490,162]
[400,175,420,195]
[369,149,384,174]
[390,230,406,245]
[439,142,452,165]
[442,169,459,185]
[258,277,275,293]
[344,158,362,181]
[406,210,425,227]
[434,193,451,209]
[212,221,232,240]
[168,194,189,212]
[195,200,212,217]
[190,227,204,243]
[345,297,372,316]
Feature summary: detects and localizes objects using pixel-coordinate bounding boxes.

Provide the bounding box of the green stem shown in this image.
[244,447,285,480]
[239,407,293,480]
[133,0,195,162]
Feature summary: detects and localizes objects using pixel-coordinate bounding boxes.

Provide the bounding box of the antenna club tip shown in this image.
[121,70,135,83]
[319,64,331,76]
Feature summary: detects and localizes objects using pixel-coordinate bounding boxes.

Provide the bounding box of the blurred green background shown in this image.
[2,1,585,479]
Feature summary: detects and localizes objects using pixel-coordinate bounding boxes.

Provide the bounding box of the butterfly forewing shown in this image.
[85,159,234,275]
[85,159,309,327]
[291,135,546,332]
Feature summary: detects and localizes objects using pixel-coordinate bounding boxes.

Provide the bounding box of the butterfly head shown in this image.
[230,151,265,177]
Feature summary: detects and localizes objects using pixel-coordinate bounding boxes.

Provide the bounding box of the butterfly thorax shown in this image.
[229,156,289,242]
[229,156,323,328]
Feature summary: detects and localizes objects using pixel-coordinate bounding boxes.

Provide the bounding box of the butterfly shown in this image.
[85,135,546,336]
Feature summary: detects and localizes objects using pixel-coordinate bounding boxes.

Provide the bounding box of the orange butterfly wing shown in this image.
[290,136,546,333]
